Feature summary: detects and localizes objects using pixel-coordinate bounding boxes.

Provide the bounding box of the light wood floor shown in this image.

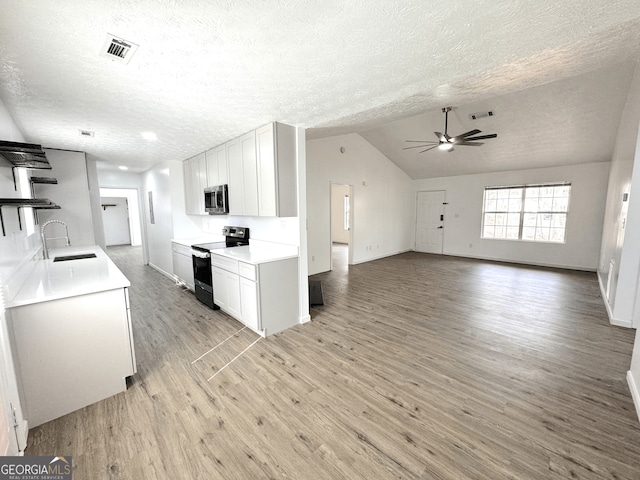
[27,246,640,479]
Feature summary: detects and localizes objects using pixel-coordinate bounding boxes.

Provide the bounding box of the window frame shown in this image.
[481,182,571,244]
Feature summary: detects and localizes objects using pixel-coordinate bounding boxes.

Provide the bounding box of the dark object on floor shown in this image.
[309,280,324,306]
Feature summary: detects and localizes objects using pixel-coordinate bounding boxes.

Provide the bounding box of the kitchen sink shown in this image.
[53,253,97,262]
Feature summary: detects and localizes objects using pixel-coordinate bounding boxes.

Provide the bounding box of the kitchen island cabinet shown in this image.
[210,245,299,337]
[6,245,136,427]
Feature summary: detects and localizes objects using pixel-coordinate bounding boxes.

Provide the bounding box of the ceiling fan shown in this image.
[404,106,497,153]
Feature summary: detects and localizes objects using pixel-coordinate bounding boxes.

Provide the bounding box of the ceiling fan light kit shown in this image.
[404,106,497,153]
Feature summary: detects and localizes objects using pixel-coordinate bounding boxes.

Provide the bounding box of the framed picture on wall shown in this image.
[148,191,155,224]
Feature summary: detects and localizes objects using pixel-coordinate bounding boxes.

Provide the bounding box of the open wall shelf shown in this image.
[0,198,60,236]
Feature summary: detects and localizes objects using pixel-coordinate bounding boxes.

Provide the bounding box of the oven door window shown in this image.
[193,255,212,285]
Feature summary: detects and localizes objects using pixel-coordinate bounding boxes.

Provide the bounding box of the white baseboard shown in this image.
[299,314,311,324]
[351,249,411,266]
[148,263,175,282]
[627,370,640,423]
[439,250,596,272]
[597,273,634,328]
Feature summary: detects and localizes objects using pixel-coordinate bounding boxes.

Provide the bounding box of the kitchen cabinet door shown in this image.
[183,160,193,214]
[255,122,297,217]
[227,131,258,216]
[227,137,243,215]
[188,153,207,214]
[212,266,241,318]
[206,144,227,187]
[240,276,259,331]
[256,123,277,216]
[172,244,194,291]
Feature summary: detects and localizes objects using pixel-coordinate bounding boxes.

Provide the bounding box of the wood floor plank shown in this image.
[24,245,640,479]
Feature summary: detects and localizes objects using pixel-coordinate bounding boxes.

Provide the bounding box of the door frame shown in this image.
[329,182,354,269]
[99,187,147,264]
[415,189,447,254]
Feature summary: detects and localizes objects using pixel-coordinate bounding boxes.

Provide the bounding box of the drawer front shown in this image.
[238,261,256,281]
[210,254,239,274]
[171,242,192,256]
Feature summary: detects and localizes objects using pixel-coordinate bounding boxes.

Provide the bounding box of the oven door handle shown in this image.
[191,249,211,259]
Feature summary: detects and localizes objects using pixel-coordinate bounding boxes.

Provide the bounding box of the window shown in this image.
[482,183,571,243]
[343,195,350,231]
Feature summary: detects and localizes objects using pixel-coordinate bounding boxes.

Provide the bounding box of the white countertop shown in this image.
[171,235,225,247]
[7,245,130,308]
[209,244,299,265]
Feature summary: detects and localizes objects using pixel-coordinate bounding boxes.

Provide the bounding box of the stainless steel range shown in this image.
[191,226,249,309]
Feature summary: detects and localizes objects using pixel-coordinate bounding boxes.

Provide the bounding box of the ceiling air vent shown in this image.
[79,129,95,138]
[469,110,494,120]
[100,34,138,64]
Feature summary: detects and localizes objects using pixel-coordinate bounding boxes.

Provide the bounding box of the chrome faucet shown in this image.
[41,219,71,259]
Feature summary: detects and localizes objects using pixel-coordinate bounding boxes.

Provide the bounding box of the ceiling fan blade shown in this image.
[456,129,482,139]
[465,134,497,141]
[457,141,484,146]
[405,140,438,143]
[434,131,448,142]
[419,145,439,153]
[403,144,438,150]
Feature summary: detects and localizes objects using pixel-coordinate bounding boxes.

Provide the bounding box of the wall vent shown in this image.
[79,129,95,138]
[100,34,138,64]
[469,110,494,120]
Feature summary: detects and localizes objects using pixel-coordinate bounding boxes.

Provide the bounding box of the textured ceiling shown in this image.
[1,0,640,176]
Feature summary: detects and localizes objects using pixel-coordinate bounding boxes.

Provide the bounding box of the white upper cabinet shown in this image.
[227,131,258,216]
[205,144,228,187]
[256,122,298,217]
[183,160,193,214]
[185,152,207,215]
[183,122,297,217]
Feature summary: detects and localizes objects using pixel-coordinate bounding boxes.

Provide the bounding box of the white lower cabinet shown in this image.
[172,242,194,291]
[212,265,242,319]
[211,253,299,337]
[239,276,259,331]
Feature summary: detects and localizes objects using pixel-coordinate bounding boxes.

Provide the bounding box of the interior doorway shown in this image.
[101,197,131,246]
[330,183,352,271]
[99,187,145,262]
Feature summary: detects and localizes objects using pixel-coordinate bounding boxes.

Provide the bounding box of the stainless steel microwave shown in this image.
[204,184,229,215]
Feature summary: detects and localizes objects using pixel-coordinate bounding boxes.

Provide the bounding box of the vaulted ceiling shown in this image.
[1,1,640,178]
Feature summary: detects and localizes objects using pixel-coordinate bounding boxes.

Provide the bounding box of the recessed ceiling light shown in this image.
[119,166,129,170]
[141,132,157,141]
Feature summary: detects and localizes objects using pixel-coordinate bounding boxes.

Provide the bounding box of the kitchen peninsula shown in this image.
[6,245,136,427]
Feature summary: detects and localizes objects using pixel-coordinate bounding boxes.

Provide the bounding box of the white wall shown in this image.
[142,162,176,277]
[86,158,106,250]
[37,149,95,249]
[413,162,609,271]
[306,133,415,275]
[598,59,640,327]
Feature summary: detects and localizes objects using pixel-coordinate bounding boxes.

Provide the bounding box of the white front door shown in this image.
[415,190,445,254]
